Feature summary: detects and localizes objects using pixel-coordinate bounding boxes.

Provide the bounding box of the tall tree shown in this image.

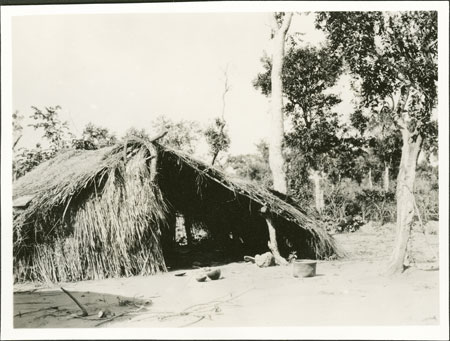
[253,12,293,266]
[268,12,293,194]
[205,65,231,165]
[204,118,230,165]
[254,44,344,213]
[317,11,438,274]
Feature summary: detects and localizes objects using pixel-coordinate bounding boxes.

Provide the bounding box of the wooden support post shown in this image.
[147,143,158,183]
[147,131,168,182]
[184,215,193,246]
[265,216,288,266]
[169,213,177,245]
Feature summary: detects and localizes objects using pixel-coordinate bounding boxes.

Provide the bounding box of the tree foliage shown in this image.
[316,11,438,273]
[350,106,403,186]
[254,44,366,187]
[151,115,202,154]
[29,106,73,152]
[204,118,230,165]
[72,122,117,150]
[13,107,119,179]
[316,12,438,190]
[316,11,438,139]
[122,127,151,141]
[254,45,343,125]
[225,139,272,187]
[371,132,402,175]
[14,106,73,179]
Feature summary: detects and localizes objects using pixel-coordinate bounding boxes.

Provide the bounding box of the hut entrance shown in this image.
[162,213,247,271]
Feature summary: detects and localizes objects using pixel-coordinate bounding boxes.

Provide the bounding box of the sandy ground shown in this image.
[13,221,440,328]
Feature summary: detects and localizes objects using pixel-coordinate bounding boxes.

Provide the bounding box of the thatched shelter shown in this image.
[13,138,342,283]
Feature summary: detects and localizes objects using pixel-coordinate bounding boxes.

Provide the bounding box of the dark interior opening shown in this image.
[157,151,317,270]
[157,152,274,270]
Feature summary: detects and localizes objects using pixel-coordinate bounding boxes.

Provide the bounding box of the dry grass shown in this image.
[14,144,168,282]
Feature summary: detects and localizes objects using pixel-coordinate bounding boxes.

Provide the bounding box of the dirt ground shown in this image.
[13,221,440,328]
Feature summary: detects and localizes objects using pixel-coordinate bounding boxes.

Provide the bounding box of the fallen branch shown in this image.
[92,300,151,326]
[14,306,59,317]
[180,315,205,328]
[180,293,233,313]
[132,287,253,325]
[60,287,88,317]
[95,312,126,327]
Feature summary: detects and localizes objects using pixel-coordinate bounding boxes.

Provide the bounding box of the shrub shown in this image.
[415,165,439,222]
[336,215,365,233]
[289,164,437,233]
[355,188,396,224]
[319,180,366,233]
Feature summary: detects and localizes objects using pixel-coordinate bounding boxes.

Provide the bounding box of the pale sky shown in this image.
[11,11,351,158]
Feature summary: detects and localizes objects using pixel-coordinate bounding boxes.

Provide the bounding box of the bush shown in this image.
[289,164,437,233]
[320,180,366,233]
[415,165,439,222]
[322,180,358,220]
[336,215,365,233]
[320,180,397,233]
[322,215,365,234]
[355,188,396,224]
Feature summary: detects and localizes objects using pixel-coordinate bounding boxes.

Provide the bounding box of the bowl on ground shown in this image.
[292,260,317,278]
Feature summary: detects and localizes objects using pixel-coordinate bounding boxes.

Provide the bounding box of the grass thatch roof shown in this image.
[13,138,342,283]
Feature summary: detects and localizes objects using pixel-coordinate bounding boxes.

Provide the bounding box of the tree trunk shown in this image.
[383,163,390,192]
[211,68,230,166]
[386,126,423,274]
[269,12,292,194]
[310,169,325,214]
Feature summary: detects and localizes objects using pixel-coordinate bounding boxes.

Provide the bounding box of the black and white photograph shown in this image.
[1,1,449,340]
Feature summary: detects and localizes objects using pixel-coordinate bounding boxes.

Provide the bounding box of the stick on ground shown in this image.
[60,287,88,317]
[14,306,59,317]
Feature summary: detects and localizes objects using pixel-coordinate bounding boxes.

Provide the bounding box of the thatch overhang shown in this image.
[13,138,342,283]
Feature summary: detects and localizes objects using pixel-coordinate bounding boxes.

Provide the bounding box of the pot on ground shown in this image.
[292,260,316,278]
